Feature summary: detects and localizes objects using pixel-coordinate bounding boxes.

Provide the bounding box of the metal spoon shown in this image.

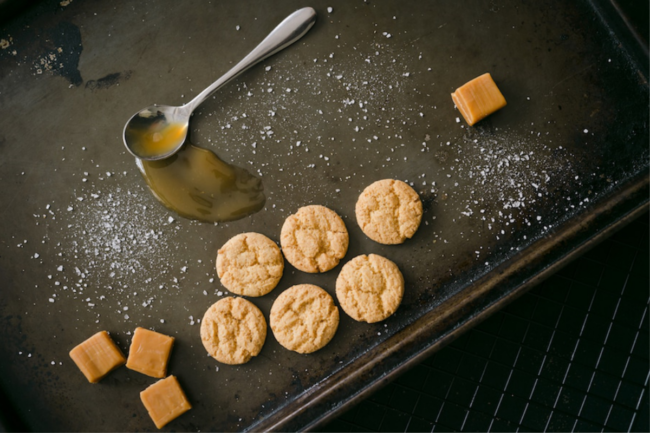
[123,7,317,160]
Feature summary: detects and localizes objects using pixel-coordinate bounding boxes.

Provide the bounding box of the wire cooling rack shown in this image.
[320,212,649,432]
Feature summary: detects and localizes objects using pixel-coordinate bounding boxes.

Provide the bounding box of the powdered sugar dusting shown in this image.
[452,130,575,233]
[30,182,184,323]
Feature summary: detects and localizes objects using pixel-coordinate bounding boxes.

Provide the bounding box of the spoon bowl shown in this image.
[123,105,190,161]
[123,7,317,160]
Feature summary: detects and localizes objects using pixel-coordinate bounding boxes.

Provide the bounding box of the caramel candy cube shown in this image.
[126,327,175,378]
[140,375,192,429]
[451,73,507,126]
[69,331,126,383]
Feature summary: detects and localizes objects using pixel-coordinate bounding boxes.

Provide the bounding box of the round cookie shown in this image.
[200,297,267,365]
[280,205,349,273]
[355,179,423,245]
[270,284,339,353]
[216,232,284,297]
[336,254,404,323]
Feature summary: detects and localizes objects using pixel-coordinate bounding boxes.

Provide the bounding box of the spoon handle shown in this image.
[184,7,317,114]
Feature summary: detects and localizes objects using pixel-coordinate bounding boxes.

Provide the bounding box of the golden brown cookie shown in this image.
[270,284,339,354]
[216,232,284,297]
[355,179,423,245]
[336,254,404,323]
[280,205,349,273]
[200,297,267,365]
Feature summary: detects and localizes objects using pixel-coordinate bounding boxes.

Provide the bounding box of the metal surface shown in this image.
[123,7,317,160]
[0,0,647,431]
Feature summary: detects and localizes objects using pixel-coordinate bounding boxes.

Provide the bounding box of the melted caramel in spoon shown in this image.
[125,120,188,159]
[136,143,265,223]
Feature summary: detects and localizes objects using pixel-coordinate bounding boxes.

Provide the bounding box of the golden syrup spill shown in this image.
[136,143,265,222]
[125,121,188,158]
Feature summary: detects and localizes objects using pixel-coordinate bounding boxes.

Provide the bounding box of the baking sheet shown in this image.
[0,0,647,431]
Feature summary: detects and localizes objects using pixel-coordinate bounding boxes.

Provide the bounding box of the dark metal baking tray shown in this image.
[0,0,647,431]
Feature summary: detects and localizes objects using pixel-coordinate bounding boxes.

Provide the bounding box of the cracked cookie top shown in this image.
[355,179,423,245]
[216,232,284,297]
[336,254,404,323]
[200,297,267,365]
[280,205,349,273]
[270,284,339,354]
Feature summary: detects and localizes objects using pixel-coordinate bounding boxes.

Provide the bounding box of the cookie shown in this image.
[336,254,404,323]
[355,179,423,245]
[280,205,349,273]
[200,297,267,365]
[216,232,284,297]
[270,284,339,354]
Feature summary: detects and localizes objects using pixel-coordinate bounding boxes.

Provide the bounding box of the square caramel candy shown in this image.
[126,327,175,378]
[69,331,126,383]
[451,73,507,126]
[140,375,192,429]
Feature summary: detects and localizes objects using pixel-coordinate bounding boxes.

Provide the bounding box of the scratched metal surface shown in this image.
[0,0,647,431]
